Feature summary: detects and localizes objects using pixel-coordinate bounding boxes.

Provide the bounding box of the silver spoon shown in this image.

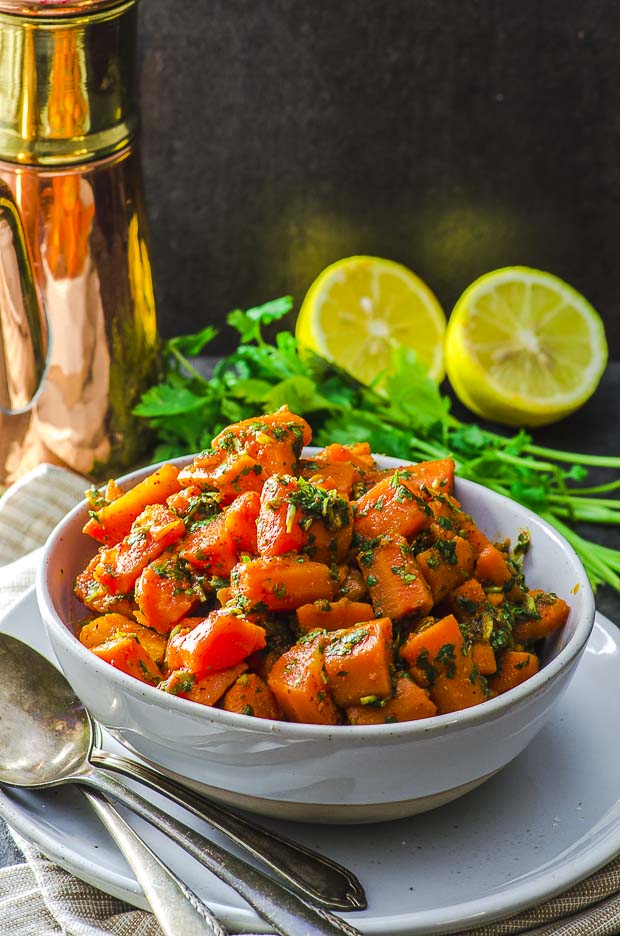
[0,633,363,936]
[88,731,364,911]
[84,789,228,936]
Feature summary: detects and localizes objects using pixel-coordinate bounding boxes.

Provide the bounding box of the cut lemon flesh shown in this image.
[296,256,446,385]
[445,267,608,427]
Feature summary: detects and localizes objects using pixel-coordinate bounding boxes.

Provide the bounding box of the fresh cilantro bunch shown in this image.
[135,298,620,592]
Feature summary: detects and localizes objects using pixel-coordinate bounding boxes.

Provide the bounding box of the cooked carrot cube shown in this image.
[471,641,497,675]
[134,559,201,634]
[296,597,375,633]
[448,578,488,621]
[220,672,281,720]
[489,650,539,694]
[257,475,353,563]
[93,505,185,595]
[512,590,570,643]
[79,613,167,665]
[346,673,437,724]
[224,491,260,555]
[268,635,339,725]
[73,556,137,616]
[159,662,248,705]
[83,464,181,545]
[354,475,432,540]
[179,512,238,575]
[165,609,266,677]
[323,618,393,707]
[230,556,337,612]
[417,535,475,602]
[91,635,161,684]
[358,535,433,619]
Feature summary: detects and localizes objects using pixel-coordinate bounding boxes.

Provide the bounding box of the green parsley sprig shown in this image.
[134,298,620,592]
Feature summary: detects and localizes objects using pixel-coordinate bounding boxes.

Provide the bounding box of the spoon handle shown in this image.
[90,746,365,910]
[83,789,228,936]
[80,768,363,936]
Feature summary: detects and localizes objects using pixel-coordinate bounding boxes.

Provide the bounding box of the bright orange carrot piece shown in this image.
[448,578,488,621]
[83,464,181,545]
[358,535,433,619]
[230,556,336,612]
[296,597,375,633]
[79,613,167,665]
[268,635,339,725]
[489,651,539,694]
[472,641,497,675]
[224,491,260,555]
[179,511,238,575]
[134,560,201,634]
[400,613,464,671]
[159,662,248,705]
[257,474,353,563]
[73,555,136,617]
[165,609,266,677]
[475,543,514,587]
[220,672,281,720]
[417,535,475,602]
[393,458,455,496]
[91,635,161,684]
[324,618,393,707]
[93,504,186,595]
[513,590,570,642]
[354,475,432,540]
[346,673,437,724]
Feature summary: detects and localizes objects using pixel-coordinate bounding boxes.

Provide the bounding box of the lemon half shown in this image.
[296,256,446,385]
[445,267,608,427]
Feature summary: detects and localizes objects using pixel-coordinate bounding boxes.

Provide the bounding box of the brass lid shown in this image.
[0,0,138,165]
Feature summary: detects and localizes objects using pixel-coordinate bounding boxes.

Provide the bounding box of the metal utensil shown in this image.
[84,788,228,936]
[0,633,364,936]
[89,728,364,911]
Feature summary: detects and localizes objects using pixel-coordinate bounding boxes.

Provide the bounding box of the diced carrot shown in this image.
[448,578,488,620]
[158,662,248,705]
[134,560,201,634]
[472,641,497,675]
[300,462,360,498]
[313,442,375,470]
[224,491,260,555]
[359,535,433,619]
[82,464,181,545]
[91,635,161,684]
[268,635,339,725]
[165,609,266,677]
[417,536,475,602]
[296,597,375,633]
[400,613,487,714]
[354,476,432,540]
[79,613,167,665]
[324,618,393,707]
[230,556,336,612]
[489,651,539,694]
[206,407,312,481]
[257,475,353,563]
[475,544,514,588]
[93,505,186,595]
[73,556,137,616]
[400,613,464,670]
[393,458,455,496]
[346,673,437,724]
[179,512,238,575]
[179,450,265,503]
[220,672,281,720]
[513,590,570,642]
[425,492,491,557]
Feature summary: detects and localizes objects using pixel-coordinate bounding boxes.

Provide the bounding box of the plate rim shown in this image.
[1,586,619,935]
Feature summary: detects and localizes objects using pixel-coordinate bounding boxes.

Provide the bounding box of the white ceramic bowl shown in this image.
[36,453,595,823]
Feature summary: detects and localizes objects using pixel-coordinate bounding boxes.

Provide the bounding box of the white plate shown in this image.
[1,587,620,935]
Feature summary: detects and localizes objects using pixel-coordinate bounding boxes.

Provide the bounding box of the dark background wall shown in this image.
[137,0,620,358]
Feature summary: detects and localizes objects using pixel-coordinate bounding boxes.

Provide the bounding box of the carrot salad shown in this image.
[74,407,569,725]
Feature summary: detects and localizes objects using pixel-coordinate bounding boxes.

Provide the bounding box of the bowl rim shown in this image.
[36,450,596,742]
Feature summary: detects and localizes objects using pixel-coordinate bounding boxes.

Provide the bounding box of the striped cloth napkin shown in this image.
[1,464,620,936]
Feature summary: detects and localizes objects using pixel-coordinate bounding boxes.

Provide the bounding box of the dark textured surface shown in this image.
[137,0,620,355]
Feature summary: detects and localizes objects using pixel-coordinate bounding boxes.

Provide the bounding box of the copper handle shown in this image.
[0,178,47,414]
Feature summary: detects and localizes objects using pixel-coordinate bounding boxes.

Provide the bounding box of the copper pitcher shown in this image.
[0,0,159,483]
